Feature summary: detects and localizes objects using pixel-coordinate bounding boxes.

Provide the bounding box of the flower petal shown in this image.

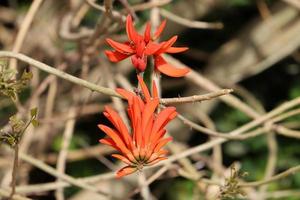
[126,15,139,43]
[155,36,178,55]
[153,19,166,40]
[152,107,177,135]
[157,63,190,77]
[106,38,134,54]
[153,137,172,153]
[166,46,189,54]
[137,75,151,102]
[105,50,130,62]
[116,166,137,178]
[112,154,133,165]
[155,55,190,77]
[116,88,135,101]
[104,106,133,148]
[131,55,147,72]
[151,129,167,147]
[144,41,162,55]
[142,99,159,134]
[144,22,151,43]
[152,81,159,99]
[99,138,117,149]
[147,157,167,166]
[98,124,130,155]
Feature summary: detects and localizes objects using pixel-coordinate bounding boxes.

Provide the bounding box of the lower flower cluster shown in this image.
[98,76,177,178]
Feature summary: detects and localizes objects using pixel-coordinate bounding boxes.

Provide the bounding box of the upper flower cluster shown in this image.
[105,15,190,77]
[98,76,177,178]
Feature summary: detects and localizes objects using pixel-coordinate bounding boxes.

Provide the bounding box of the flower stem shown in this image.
[142,58,154,92]
[9,144,19,200]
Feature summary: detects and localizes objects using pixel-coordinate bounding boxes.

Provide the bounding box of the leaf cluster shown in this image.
[219,165,248,199]
[0,64,32,101]
[0,108,38,147]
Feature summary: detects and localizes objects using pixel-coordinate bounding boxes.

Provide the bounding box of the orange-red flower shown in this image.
[98,76,177,178]
[105,15,190,77]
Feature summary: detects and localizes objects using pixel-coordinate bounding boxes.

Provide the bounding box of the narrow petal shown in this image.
[99,138,117,149]
[155,36,178,55]
[116,88,135,100]
[144,41,162,55]
[126,15,139,43]
[151,106,177,135]
[166,46,189,53]
[98,124,130,155]
[106,39,134,54]
[153,19,167,40]
[157,63,190,77]
[142,99,159,133]
[151,129,167,146]
[144,22,151,43]
[153,137,172,153]
[137,75,151,102]
[116,166,137,178]
[157,149,169,157]
[131,96,143,147]
[155,55,190,77]
[105,50,130,62]
[152,81,159,99]
[104,106,133,148]
[147,157,167,166]
[143,115,154,147]
[112,154,132,165]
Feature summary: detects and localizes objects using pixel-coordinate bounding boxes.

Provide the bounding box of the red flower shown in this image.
[98,76,177,178]
[105,15,190,77]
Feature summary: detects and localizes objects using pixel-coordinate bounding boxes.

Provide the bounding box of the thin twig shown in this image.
[240,165,300,187]
[154,97,300,167]
[138,171,151,200]
[55,109,76,200]
[130,0,171,12]
[159,9,223,29]
[1,51,232,106]
[9,145,19,200]
[160,89,233,104]
[0,51,121,98]
[18,153,110,198]
[282,0,300,10]
[6,172,113,194]
[85,0,124,20]
[9,0,44,71]
[0,189,32,200]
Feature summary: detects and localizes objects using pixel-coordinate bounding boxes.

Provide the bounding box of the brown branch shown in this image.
[9,145,19,200]
[1,51,231,107]
[160,89,233,104]
[19,153,110,197]
[282,0,300,9]
[130,0,171,12]
[0,51,121,98]
[159,9,223,29]
[9,0,44,71]
[240,165,300,187]
[0,189,31,200]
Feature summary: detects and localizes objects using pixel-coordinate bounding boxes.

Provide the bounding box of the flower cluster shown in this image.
[105,15,190,77]
[98,76,177,178]
[99,15,189,178]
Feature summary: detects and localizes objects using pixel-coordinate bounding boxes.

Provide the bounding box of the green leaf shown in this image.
[31,119,39,127]
[30,107,38,118]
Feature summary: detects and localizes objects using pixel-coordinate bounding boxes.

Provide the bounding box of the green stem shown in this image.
[142,59,154,92]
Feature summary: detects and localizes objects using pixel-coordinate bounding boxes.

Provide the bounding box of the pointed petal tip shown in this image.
[104,50,129,62]
[116,166,137,178]
[155,55,190,77]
